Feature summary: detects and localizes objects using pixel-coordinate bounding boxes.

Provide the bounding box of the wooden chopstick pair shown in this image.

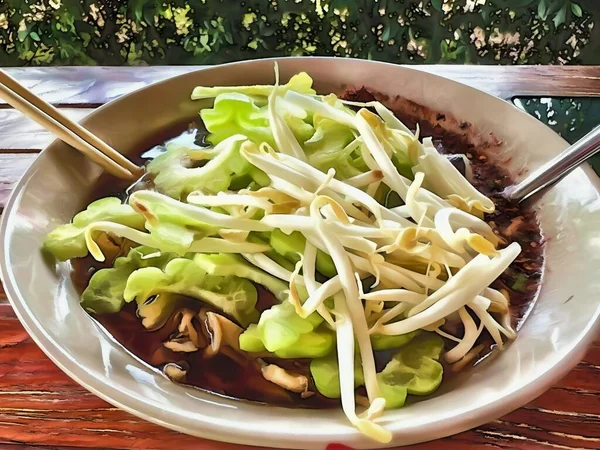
[0,69,142,180]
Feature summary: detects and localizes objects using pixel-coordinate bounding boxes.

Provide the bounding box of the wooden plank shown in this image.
[0,109,92,151]
[415,65,600,99]
[1,66,599,107]
[0,301,597,450]
[0,154,37,209]
[0,446,104,450]
[1,67,199,106]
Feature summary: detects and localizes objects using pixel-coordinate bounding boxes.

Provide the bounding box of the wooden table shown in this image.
[0,65,599,450]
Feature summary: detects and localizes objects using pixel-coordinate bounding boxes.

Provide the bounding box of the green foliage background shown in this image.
[0,0,597,66]
[1,0,598,171]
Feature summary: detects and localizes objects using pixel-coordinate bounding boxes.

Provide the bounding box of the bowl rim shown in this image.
[2,56,600,449]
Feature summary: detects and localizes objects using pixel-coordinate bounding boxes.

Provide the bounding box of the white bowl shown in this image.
[1,57,599,449]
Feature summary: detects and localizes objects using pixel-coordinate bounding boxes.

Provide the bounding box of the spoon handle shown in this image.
[507,125,600,202]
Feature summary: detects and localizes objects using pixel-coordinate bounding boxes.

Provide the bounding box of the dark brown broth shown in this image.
[72,253,336,408]
[95,299,334,408]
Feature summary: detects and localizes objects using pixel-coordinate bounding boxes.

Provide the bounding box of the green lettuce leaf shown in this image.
[191,72,317,100]
[310,351,364,399]
[238,301,334,358]
[201,93,272,146]
[147,134,259,200]
[392,146,414,181]
[370,330,420,351]
[128,191,219,255]
[192,253,288,301]
[304,116,362,180]
[123,258,259,326]
[309,334,444,406]
[274,328,334,358]
[270,229,337,278]
[377,334,444,408]
[200,93,314,147]
[43,197,145,261]
[81,246,177,314]
[238,324,266,352]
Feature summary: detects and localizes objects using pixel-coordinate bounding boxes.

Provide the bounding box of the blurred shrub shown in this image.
[0,0,597,66]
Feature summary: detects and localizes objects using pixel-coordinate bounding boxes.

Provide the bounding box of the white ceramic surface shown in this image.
[1,58,599,449]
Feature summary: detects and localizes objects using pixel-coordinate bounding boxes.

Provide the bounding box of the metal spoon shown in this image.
[506,125,600,202]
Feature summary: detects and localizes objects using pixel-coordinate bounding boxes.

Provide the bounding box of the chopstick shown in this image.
[0,69,142,180]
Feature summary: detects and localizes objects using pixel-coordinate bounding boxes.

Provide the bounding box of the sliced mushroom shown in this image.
[140,295,185,331]
[164,336,198,353]
[300,390,316,399]
[163,362,188,383]
[178,309,207,348]
[260,364,308,394]
[177,309,194,334]
[204,312,243,358]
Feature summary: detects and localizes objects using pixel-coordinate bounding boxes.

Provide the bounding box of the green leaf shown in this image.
[547,0,563,14]
[124,258,260,326]
[127,191,220,254]
[43,197,145,261]
[29,31,40,42]
[200,93,272,146]
[392,145,415,180]
[570,2,582,17]
[274,328,335,358]
[305,114,364,181]
[310,351,364,398]
[239,301,334,358]
[395,334,445,362]
[310,334,443,404]
[310,352,344,398]
[147,134,253,200]
[17,30,29,42]
[129,0,149,22]
[193,253,288,301]
[81,246,178,315]
[371,331,420,351]
[270,229,337,277]
[377,334,445,408]
[538,0,547,19]
[200,92,314,148]
[553,4,568,28]
[381,25,391,42]
[238,324,267,352]
[376,375,408,409]
[191,72,316,100]
[511,273,529,292]
[430,0,442,11]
